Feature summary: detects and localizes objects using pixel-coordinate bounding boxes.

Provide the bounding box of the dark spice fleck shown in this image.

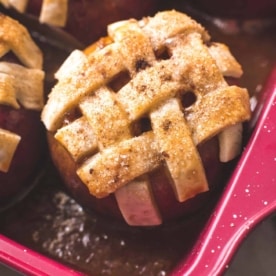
[135,59,150,72]
[162,120,172,131]
[113,174,120,183]
[160,73,172,81]
[138,84,147,92]
[162,151,170,158]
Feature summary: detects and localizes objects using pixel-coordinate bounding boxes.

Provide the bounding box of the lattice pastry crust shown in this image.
[42,10,251,225]
[0,14,44,172]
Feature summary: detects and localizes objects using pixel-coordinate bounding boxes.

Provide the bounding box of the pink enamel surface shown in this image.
[0,234,84,276]
[1,66,275,276]
[0,9,275,275]
[172,65,276,275]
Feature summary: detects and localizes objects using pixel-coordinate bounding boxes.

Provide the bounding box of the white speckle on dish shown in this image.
[120,240,126,246]
[94,236,100,243]
[102,234,108,240]
[230,223,235,227]
[255,85,262,93]
[216,236,223,241]
[82,233,90,247]
[232,214,237,219]
[65,226,71,232]
[211,249,215,253]
[56,248,63,257]
[245,188,251,196]
[85,252,95,263]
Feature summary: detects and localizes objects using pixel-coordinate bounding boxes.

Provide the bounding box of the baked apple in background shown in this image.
[42,10,251,226]
[0,0,162,46]
[0,14,45,210]
[186,0,276,19]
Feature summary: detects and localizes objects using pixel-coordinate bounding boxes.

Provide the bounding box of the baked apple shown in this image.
[0,0,161,46]
[186,0,276,19]
[0,14,45,209]
[41,10,251,226]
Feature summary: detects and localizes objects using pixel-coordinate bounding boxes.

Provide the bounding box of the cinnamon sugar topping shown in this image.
[0,15,44,172]
[42,10,251,225]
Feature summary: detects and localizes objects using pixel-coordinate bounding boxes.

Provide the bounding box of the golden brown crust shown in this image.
[0,15,44,106]
[42,10,251,225]
[0,128,21,172]
[0,15,44,172]
[0,14,43,69]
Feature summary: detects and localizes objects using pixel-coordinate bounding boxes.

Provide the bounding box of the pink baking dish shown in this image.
[171,65,276,275]
[0,234,83,275]
[0,65,275,276]
[0,3,276,275]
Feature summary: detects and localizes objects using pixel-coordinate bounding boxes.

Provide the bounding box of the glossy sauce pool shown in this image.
[1,2,276,276]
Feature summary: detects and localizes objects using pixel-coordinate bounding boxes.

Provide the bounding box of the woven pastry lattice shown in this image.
[42,11,250,225]
[0,14,44,172]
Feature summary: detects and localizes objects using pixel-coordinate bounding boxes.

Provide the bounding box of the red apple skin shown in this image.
[26,0,161,45]
[0,105,46,203]
[47,133,123,220]
[23,0,226,224]
[187,0,276,19]
[47,131,223,224]
[149,137,223,222]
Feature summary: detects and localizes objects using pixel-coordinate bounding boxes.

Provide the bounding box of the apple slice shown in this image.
[218,123,243,162]
[39,0,68,27]
[0,128,21,172]
[150,97,208,202]
[115,176,162,226]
